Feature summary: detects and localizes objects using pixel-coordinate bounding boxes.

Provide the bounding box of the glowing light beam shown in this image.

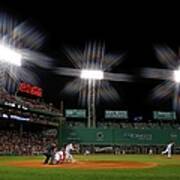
[174,68,180,83]
[55,42,132,104]
[0,13,52,92]
[141,46,180,111]
[54,42,132,127]
[80,69,104,80]
[0,43,22,66]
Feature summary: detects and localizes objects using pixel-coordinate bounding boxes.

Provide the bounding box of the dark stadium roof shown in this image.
[0,1,180,118]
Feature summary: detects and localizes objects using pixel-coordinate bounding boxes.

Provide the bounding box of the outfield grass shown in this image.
[0,154,180,180]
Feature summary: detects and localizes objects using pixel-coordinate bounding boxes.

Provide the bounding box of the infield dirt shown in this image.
[4,160,158,169]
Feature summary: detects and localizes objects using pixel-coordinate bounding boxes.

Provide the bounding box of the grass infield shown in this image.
[0,154,180,180]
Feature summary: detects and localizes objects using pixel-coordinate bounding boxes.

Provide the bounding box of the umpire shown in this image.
[43,143,56,164]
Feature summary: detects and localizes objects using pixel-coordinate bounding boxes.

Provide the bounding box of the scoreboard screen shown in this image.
[18,82,42,97]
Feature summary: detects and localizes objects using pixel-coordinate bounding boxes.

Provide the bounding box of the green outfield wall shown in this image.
[60,127,180,145]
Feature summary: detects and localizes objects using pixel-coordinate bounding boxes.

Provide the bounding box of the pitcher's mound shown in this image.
[6,160,158,169]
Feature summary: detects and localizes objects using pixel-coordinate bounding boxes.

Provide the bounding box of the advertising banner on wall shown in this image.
[105,110,128,119]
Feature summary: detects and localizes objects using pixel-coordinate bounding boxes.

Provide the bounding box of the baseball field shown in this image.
[0,154,180,180]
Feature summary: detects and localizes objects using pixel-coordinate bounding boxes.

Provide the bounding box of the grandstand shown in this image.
[0,88,63,155]
[1,86,180,156]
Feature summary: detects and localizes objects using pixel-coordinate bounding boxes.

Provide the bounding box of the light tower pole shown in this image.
[87,79,96,128]
[87,79,92,127]
[81,69,104,128]
[92,79,96,127]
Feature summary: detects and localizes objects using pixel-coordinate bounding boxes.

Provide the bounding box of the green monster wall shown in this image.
[60,128,180,145]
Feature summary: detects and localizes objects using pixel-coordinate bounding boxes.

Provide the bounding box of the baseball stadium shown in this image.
[1,2,180,180]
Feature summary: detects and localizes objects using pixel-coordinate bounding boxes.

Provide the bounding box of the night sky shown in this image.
[1,2,180,119]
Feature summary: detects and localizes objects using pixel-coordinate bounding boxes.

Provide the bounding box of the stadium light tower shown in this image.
[54,42,133,128]
[0,43,22,66]
[0,43,22,91]
[80,69,104,127]
[174,68,180,83]
[141,46,180,112]
[81,69,104,80]
[0,13,50,94]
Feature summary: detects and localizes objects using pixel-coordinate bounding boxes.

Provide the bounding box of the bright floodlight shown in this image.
[174,68,180,83]
[0,44,22,66]
[81,69,104,80]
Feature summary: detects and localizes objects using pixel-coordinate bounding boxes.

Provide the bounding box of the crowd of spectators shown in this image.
[65,120,180,130]
[0,90,60,114]
[0,129,56,155]
[66,121,86,128]
[0,90,59,155]
[0,90,17,104]
[0,106,59,127]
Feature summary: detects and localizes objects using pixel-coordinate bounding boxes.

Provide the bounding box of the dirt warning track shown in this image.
[4,160,158,169]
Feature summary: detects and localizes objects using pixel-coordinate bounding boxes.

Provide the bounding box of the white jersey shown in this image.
[162,142,174,158]
[167,143,174,150]
[54,150,64,161]
[65,143,74,154]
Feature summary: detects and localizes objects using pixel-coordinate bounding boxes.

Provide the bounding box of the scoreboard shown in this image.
[18,82,42,97]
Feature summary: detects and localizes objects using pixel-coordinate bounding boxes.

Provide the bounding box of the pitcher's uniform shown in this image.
[162,142,174,158]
